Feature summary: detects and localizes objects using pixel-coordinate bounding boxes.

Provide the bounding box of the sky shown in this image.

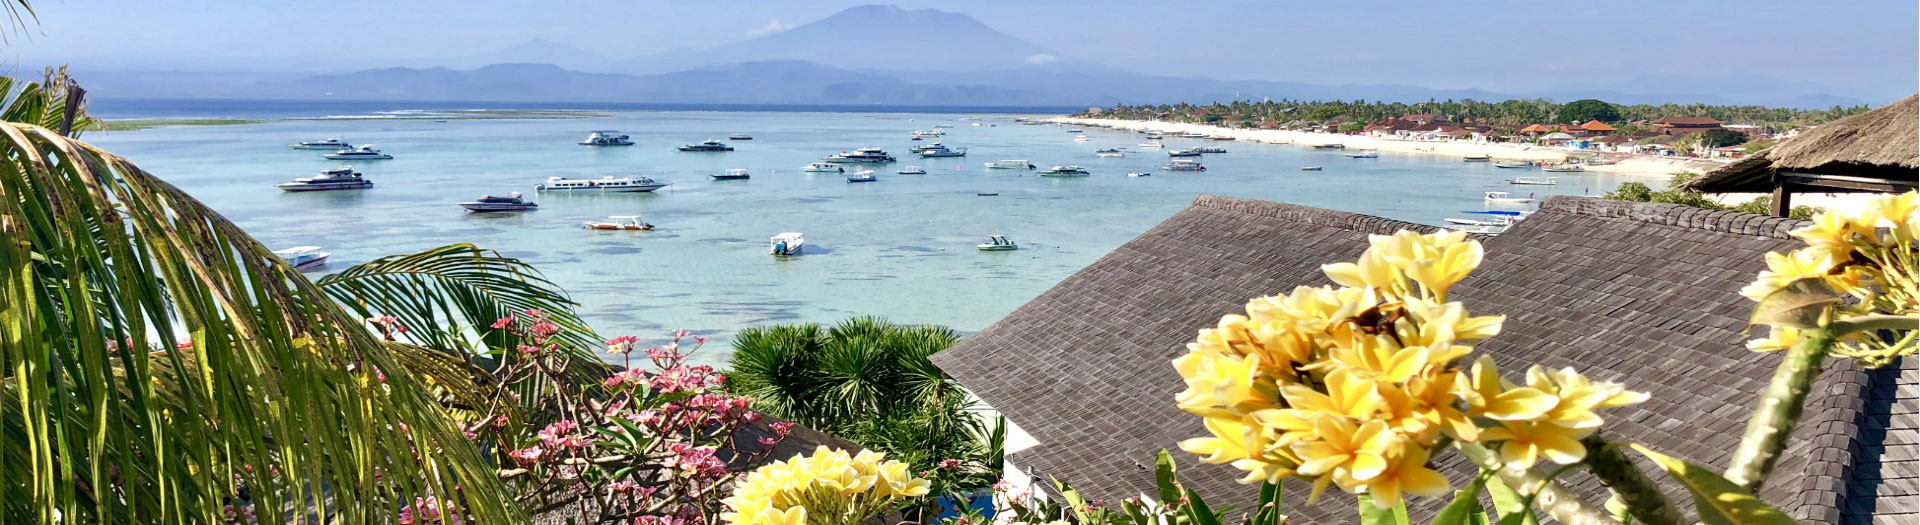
[3,0,1915,103]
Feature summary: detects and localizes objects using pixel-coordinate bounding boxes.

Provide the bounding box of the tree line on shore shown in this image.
[1081,97,1872,132]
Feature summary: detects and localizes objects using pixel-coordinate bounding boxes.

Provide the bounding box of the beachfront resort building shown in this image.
[1653,115,1726,135]
[929,194,1915,524]
[1686,94,1918,216]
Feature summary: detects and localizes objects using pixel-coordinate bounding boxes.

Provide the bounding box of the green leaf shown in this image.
[1357,494,1406,525]
[1630,444,1798,525]
[1183,486,1223,525]
[1485,476,1537,525]
[1747,277,1841,330]
[1156,449,1184,507]
[1431,474,1492,525]
[1254,480,1284,525]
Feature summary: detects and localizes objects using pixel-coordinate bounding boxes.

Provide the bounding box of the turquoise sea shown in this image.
[86,100,1647,365]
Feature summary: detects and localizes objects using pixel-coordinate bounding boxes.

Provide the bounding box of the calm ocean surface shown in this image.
[85,99,1643,365]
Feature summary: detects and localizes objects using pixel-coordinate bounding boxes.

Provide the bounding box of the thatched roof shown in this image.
[932,195,1914,524]
[1687,94,1919,194]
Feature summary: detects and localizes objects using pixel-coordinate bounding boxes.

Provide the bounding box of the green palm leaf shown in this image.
[318,243,603,361]
[0,121,518,522]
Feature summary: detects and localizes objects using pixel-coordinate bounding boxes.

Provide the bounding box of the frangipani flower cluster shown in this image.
[1741,191,1917,366]
[1172,230,1646,508]
[723,446,932,525]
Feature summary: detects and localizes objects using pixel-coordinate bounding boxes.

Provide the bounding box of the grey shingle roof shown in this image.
[931,194,1911,523]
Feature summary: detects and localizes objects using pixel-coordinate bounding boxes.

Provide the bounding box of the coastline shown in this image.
[1047,116,1724,179]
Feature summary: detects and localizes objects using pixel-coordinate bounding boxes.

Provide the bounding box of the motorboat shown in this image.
[584,216,653,230]
[728,134,753,140]
[976,192,999,196]
[1163,159,1207,172]
[677,140,735,152]
[1493,161,1536,169]
[1301,166,1323,171]
[823,148,897,163]
[1345,151,1380,158]
[1484,191,1535,204]
[1192,146,1227,154]
[1073,135,1091,142]
[277,167,373,192]
[910,135,922,141]
[580,131,634,146]
[1508,177,1560,186]
[915,129,945,137]
[535,176,668,192]
[917,145,967,158]
[802,163,845,173]
[897,166,928,175]
[1211,136,1237,141]
[1444,216,1515,227]
[976,235,1018,251]
[1462,154,1492,162]
[1095,148,1124,158]
[290,138,351,150]
[1542,164,1586,173]
[846,170,878,182]
[1138,143,1164,149]
[323,145,391,160]
[1167,149,1203,157]
[770,232,805,256]
[1309,143,1347,149]
[1039,166,1090,177]
[710,169,752,180]
[985,160,1034,170]
[1584,157,1619,166]
[1065,129,1084,133]
[460,192,538,212]
[909,142,946,153]
[1450,224,1507,235]
[1127,172,1150,177]
[1144,133,1164,140]
[274,246,331,271]
[1180,132,1209,138]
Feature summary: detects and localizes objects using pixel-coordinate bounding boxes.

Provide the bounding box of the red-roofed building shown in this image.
[1578,120,1617,132]
[1399,114,1438,125]
[1653,116,1723,135]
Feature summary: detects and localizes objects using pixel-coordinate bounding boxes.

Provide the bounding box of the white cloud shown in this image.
[745,19,793,38]
[1025,53,1058,65]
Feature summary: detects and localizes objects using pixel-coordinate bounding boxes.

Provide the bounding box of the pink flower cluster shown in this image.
[396,497,460,525]
[537,420,588,451]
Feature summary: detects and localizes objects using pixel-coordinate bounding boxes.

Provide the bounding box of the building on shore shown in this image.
[1686,94,1917,216]
[930,194,1913,524]
[1653,115,1725,135]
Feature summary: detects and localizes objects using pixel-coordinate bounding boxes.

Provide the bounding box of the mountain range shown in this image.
[91,4,1873,109]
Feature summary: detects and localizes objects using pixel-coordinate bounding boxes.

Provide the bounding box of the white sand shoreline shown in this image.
[1046,117,1725,179]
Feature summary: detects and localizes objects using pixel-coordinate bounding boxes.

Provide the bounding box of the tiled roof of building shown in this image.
[931,194,1909,524]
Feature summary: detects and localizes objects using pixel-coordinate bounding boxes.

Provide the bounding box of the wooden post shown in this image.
[1769,174,1792,217]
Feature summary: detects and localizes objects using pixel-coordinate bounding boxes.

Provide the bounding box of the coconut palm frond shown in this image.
[0,67,97,136]
[0,121,519,523]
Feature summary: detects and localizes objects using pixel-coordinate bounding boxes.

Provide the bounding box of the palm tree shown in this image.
[0,72,607,522]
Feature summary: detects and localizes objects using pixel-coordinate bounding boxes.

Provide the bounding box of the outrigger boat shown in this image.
[583,215,653,230]
[1462,154,1492,162]
[976,235,1018,251]
[1484,191,1535,204]
[1508,177,1560,185]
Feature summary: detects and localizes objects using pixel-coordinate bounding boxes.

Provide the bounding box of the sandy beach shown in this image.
[1047,117,1724,179]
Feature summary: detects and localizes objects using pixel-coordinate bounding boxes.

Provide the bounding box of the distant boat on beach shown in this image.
[1542,164,1585,173]
[1494,161,1536,169]
[1462,154,1492,162]
[1309,143,1346,149]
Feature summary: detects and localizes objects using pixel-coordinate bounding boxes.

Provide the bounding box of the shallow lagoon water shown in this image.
[87,105,1644,365]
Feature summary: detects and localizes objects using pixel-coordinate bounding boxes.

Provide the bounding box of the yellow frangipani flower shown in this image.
[1524,366,1649,429]
[1399,299,1504,348]
[1179,415,1299,484]
[1404,236,1484,301]
[1740,248,1840,302]
[1478,420,1594,468]
[1323,251,1411,298]
[1870,191,1919,242]
[1173,347,1270,419]
[1457,356,1556,422]
[1279,368,1384,420]
[1746,325,1802,352]
[1408,371,1479,442]
[1340,441,1453,509]
[1291,417,1394,484]
[723,446,930,525]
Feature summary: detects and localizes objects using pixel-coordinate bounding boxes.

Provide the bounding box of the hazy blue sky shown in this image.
[4,1,1915,102]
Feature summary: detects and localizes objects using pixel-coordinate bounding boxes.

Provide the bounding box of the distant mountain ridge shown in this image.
[614,4,1066,74]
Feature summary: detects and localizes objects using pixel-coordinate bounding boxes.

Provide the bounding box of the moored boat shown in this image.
[584,215,653,230]
[846,170,878,182]
[823,148,897,163]
[1301,166,1323,171]
[677,140,735,152]
[1542,164,1585,173]
[1167,149,1203,157]
[1138,143,1164,149]
[1038,165,1090,177]
[1508,177,1560,185]
[1462,154,1492,162]
[728,134,753,140]
[711,169,752,180]
[1484,191,1535,204]
[274,246,331,271]
[976,235,1018,251]
[323,145,392,160]
[460,192,538,212]
[1192,146,1227,154]
[1493,161,1536,169]
[290,137,351,150]
[917,145,967,158]
[1345,150,1380,158]
[770,232,805,256]
[1163,159,1206,171]
[1309,143,1347,149]
[277,167,374,192]
[897,166,928,175]
[535,176,668,192]
[984,160,1034,170]
[580,131,634,146]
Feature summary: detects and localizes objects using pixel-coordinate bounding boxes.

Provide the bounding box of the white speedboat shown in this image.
[580,131,634,146]
[985,160,1034,170]
[677,140,734,152]
[846,170,878,182]
[977,235,1018,251]
[274,246,331,271]
[1073,135,1091,142]
[1484,191,1535,204]
[290,138,351,150]
[1138,143,1164,149]
[1167,149,1203,157]
[1095,148,1124,158]
[324,145,391,160]
[711,169,752,180]
[1127,172,1150,177]
[770,232,805,256]
[1039,165,1090,177]
[1508,177,1560,186]
[909,142,947,153]
[915,129,945,137]
[802,162,845,173]
[823,148,897,163]
[897,166,928,175]
[1163,159,1206,171]
[918,145,967,158]
[460,192,538,212]
[277,167,373,192]
[728,134,753,140]
[535,176,668,192]
[584,215,653,231]
[1345,151,1380,158]
[1444,217,1513,227]
[1542,164,1586,173]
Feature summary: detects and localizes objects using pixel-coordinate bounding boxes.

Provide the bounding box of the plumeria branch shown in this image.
[1455,442,1619,525]
[1724,325,1836,492]
[1579,435,1682,525]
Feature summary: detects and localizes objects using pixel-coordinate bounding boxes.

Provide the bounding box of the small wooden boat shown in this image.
[1345,150,1379,158]
[1462,154,1492,162]
[728,134,753,140]
[846,170,878,182]
[1484,191,1535,204]
[1493,161,1536,169]
[1542,164,1586,173]
[976,235,1019,251]
[584,215,653,231]
[1301,166,1323,171]
[1508,177,1560,185]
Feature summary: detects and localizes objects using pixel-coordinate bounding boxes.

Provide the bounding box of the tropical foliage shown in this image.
[1606,173,1823,220]
[1079,98,1869,132]
[725,318,1002,488]
[1555,98,1623,123]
